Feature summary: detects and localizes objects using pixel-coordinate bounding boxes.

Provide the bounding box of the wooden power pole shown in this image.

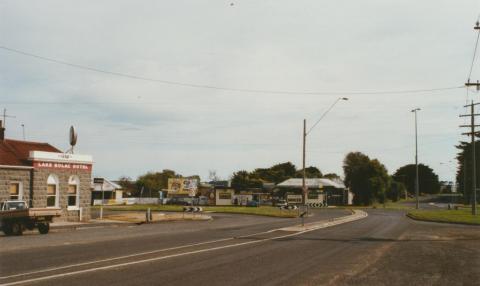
[460,101,480,215]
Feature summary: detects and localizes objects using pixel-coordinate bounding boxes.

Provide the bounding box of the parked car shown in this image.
[165,197,190,206]
[197,196,209,206]
[246,200,259,207]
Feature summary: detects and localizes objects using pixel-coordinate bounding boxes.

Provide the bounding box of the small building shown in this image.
[215,187,235,206]
[0,121,93,221]
[275,178,351,206]
[92,178,123,205]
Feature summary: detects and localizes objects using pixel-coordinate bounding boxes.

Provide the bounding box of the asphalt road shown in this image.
[1,208,480,286]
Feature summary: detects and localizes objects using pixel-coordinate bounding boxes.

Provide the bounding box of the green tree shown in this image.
[456,140,480,204]
[343,152,390,205]
[323,173,340,180]
[294,166,323,179]
[392,164,440,195]
[231,170,263,191]
[117,176,137,197]
[388,181,407,202]
[136,169,180,197]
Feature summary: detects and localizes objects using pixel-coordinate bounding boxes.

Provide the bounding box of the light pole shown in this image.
[411,108,421,209]
[302,97,349,206]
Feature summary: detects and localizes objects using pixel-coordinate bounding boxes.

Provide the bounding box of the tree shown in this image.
[343,152,390,205]
[231,170,263,191]
[136,169,180,197]
[295,166,323,179]
[117,176,137,197]
[388,181,407,202]
[392,164,440,195]
[250,162,299,184]
[323,173,340,180]
[456,140,480,204]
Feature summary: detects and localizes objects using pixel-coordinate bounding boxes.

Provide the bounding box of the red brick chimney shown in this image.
[0,120,5,140]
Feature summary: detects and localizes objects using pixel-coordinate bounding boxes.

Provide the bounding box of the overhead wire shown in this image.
[0,45,463,97]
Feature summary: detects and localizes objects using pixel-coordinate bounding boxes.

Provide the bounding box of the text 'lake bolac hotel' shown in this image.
[0,121,93,221]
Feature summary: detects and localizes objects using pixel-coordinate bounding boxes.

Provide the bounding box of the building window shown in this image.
[68,185,77,206]
[47,174,59,208]
[68,176,80,209]
[9,182,22,200]
[47,184,56,207]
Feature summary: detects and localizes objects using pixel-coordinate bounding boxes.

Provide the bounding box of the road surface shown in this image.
[1,209,479,286]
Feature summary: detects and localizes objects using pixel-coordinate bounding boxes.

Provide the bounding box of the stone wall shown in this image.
[32,168,92,222]
[0,167,32,204]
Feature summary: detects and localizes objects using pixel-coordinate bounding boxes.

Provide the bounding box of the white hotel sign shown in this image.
[29,151,93,171]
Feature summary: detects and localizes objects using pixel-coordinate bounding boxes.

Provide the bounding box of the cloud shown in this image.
[1,0,478,181]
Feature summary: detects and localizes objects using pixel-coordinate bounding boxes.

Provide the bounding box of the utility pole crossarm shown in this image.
[462,132,480,136]
[460,114,480,117]
[460,125,480,128]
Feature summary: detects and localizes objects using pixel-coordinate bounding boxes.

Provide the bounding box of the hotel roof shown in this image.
[0,139,61,166]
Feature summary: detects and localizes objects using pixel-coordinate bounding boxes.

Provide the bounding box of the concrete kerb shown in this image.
[279,209,368,232]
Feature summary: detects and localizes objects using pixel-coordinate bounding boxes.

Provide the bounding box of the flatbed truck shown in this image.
[0,200,61,236]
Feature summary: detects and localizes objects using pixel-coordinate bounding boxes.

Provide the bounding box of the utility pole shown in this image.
[302,119,307,205]
[460,101,480,216]
[2,108,16,129]
[301,97,348,207]
[411,108,421,209]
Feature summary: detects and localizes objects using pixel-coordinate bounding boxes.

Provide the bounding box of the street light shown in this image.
[411,108,421,209]
[302,97,349,206]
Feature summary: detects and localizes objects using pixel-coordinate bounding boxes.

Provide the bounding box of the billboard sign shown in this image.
[168,178,198,196]
[287,194,302,204]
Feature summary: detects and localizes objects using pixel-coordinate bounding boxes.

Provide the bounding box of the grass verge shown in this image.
[407,209,480,225]
[98,205,299,218]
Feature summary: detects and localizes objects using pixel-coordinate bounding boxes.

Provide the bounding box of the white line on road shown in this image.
[0,229,276,280]
[0,210,367,286]
[0,230,308,286]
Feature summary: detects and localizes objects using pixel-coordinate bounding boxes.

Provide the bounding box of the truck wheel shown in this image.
[38,223,50,234]
[11,222,23,236]
[2,222,13,236]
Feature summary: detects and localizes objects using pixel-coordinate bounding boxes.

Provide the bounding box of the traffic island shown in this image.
[407,209,480,226]
[99,212,212,224]
[280,209,368,232]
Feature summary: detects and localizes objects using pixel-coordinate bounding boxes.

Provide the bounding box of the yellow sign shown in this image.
[167,178,198,196]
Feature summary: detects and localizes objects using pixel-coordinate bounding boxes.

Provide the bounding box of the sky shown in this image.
[1,0,480,182]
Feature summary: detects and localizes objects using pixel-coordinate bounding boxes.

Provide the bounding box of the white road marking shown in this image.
[0,229,275,280]
[0,230,309,286]
[0,210,367,286]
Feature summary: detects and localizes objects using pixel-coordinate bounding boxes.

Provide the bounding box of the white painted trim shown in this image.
[0,165,33,170]
[29,151,93,164]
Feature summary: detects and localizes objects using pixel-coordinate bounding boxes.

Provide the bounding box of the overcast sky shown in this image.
[1,0,480,182]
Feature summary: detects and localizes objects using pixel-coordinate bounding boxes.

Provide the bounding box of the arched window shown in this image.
[47,174,59,208]
[68,175,80,209]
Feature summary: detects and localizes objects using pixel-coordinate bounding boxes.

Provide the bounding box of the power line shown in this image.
[0,45,463,96]
[467,21,480,81]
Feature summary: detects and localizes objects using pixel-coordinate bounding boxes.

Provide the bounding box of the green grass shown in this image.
[335,200,415,211]
[98,205,299,218]
[407,208,480,225]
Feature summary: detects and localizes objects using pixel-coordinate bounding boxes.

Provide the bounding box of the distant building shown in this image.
[276,178,352,206]
[92,178,123,205]
[0,121,93,221]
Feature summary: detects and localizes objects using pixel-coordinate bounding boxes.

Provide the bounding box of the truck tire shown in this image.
[11,222,23,236]
[38,223,50,234]
[2,222,13,236]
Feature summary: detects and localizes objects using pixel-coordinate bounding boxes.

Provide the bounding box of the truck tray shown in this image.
[0,208,62,218]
